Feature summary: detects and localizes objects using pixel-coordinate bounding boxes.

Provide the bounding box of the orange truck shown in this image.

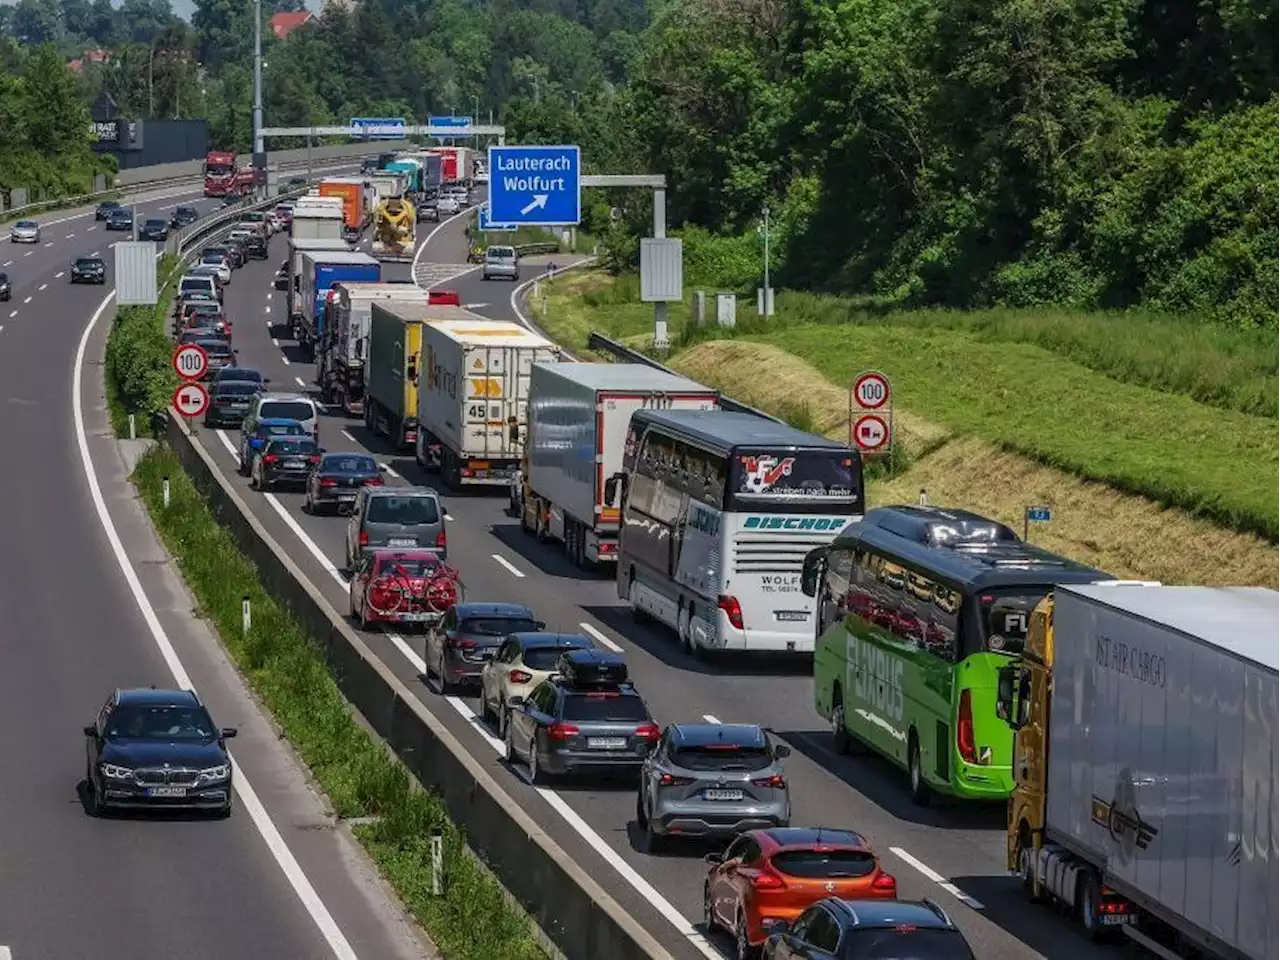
[318,178,369,243]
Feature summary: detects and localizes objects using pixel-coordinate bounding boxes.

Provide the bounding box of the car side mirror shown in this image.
[506,696,525,709]
[220,727,238,739]
[773,744,792,759]
[800,546,830,598]
[535,620,547,630]
[263,378,272,384]
[703,851,724,865]
[83,725,97,737]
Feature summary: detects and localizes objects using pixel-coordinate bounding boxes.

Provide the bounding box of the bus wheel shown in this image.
[628,573,649,623]
[829,690,850,755]
[908,733,931,806]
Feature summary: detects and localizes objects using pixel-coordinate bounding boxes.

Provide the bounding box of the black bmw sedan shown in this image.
[304,452,385,514]
[70,257,106,284]
[83,687,237,817]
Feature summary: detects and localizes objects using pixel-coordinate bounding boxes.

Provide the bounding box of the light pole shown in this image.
[760,203,772,316]
[252,0,264,192]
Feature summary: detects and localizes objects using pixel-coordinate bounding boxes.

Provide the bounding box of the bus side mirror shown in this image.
[996,664,1020,729]
[604,472,627,507]
[800,547,829,597]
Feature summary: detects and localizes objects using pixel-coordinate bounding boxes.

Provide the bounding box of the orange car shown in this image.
[703,827,897,955]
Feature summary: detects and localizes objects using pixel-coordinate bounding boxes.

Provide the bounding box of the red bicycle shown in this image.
[365,562,464,619]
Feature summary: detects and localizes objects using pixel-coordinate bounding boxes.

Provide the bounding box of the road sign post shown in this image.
[487,145,581,226]
[173,382,209,430]
[172,343,209,381]
[848,370,894,457]
[1024,505,1052,541]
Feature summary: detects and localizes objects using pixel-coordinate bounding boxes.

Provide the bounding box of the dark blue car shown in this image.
[238,417,306,476]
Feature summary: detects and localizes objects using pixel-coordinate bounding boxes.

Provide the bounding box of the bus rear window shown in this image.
[730,451,861,504]
[975,588,1050,655]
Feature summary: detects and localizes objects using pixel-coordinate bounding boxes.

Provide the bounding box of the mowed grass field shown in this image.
[529,271,1279,578]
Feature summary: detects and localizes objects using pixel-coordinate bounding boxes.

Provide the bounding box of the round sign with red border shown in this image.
[852,413,890,451]
[173,382,210,418]
[173,343,209,381]
[852,371,891,410]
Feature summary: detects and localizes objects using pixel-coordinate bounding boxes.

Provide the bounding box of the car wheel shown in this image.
[497,704,509,739]
[703,882,717,933]
[830,691,850,755]
[735,913,755,960]
[358,597,371,631]
[643,812,665,854]
[528,739,547,784]
[908,733,931,807]
[215,799,233,819]
[634,789,648,827]
[435,651,453,696]
[503,720,517,765]
[84,764,102,817]
[249,470,259,490]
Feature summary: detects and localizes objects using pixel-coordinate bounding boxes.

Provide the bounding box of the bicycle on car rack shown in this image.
[364,561,464,622]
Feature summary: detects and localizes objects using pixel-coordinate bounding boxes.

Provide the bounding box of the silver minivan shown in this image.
[482,245,519,282]
[345,486,447,567]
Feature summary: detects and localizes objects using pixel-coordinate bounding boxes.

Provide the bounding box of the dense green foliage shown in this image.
[104,254,180,435]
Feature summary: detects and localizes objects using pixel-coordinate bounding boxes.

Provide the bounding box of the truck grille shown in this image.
[732,538,829,575]
[135,768,200,787]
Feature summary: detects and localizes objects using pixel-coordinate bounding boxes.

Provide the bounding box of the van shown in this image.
[178,273,221,304]
[482,246,519,281]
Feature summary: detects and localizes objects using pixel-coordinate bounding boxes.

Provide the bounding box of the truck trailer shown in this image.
[289,197,345,243]
[428,146,474,185]
[998,583,1278,960]
[414,318,561,490]
[364,300,442,450]
[317,283,459,416]
[295,251,381,359]
[287,238,349,327]
[318,178,370,241]
[520,363,721,568]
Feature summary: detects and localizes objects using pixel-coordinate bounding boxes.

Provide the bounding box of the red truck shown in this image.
[426,146,474,185]
[204,151,256,197]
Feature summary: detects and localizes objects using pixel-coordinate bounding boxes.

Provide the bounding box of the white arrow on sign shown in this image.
[520,194,549,216]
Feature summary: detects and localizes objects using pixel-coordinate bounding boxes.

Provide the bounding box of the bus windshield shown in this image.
[728,449,862,512]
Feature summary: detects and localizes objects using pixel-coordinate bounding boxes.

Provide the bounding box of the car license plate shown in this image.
[147,786,188,798]
[388,538,416,547]
[338,493,356,501]
[587,737,627,750]
[1101,914,1135,926]
[285,460,305,469]
[398,612,433,622]
[775,610,809,622]
[703,789,743,801]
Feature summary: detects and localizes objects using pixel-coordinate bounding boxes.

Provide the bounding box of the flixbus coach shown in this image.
[606,409,864,658]
[800,505,1111,805]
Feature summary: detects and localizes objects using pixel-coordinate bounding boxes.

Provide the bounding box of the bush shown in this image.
[104,256,182,434]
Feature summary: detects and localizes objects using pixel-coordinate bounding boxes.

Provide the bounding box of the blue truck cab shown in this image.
[296,251,381,359]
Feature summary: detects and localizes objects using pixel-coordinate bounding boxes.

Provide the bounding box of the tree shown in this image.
[11,0,62,45]
[87,0,115,45]
[60,0,93,40]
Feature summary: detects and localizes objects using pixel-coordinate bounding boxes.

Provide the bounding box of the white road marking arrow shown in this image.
[520,194,548,216]
[463,302,489,309]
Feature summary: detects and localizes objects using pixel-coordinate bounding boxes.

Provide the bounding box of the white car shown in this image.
[198,255,232,284]
[437,197,460,216]
[9,220,40,243]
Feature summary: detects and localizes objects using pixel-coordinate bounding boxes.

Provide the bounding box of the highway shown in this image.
[0,169,427,959]
[187,199,1134,960]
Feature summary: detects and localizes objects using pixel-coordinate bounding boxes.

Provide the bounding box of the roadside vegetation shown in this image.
[104,254,181,438]
[131,443,547,960]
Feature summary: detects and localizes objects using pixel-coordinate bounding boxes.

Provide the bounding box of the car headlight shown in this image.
[197,764,231,782]
[101,763,134,780]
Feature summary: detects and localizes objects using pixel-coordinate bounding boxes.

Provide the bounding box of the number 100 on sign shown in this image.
[852,371,890,410]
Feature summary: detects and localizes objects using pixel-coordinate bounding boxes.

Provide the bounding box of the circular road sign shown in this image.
[173,343,209,381]
[852,371,891,410]
[852,413,890,452]
[173,382,209,419]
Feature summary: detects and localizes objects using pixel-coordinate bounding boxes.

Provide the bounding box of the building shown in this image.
[269,11,316,40]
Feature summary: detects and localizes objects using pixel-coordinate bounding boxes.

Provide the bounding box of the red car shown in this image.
[704,828,897,955]
[347,548,463,630]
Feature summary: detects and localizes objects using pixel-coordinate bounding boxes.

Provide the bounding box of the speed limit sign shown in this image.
[852,371,891,410]
[172,343,209,381]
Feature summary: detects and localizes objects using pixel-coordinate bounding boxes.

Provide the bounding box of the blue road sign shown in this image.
[1025,506,1052,523]
[477,203,516,233]
[351,117,405,140]
[430,116,473,128]
[488,145,581,227]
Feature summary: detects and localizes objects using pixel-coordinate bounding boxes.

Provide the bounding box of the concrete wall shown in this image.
[116,142,380,186]
[161,413,674,960]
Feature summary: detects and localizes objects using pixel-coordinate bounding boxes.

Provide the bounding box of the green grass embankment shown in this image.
[131,443,547,960]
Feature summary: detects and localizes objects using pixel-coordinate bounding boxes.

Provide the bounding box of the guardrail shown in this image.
[516,241,560,256]
[3,143,375,224]
[586,331,783,423]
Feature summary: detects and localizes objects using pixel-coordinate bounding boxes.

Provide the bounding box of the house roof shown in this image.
[269,11,315,40]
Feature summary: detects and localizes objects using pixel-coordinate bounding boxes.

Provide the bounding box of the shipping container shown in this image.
[296,251,380,356]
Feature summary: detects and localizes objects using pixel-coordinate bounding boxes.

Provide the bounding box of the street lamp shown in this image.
[252,0,264,191]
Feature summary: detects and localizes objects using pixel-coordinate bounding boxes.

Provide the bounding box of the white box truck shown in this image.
[1000,583,1278,960]
[519,363,720,569]
[289,197,345,243]
[415,317,562,490]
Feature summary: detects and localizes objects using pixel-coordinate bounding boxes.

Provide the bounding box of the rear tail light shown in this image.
[750,870,786,891]
[508,669,532,684]
[751,774,786,789]
[957,688,977,764]
[363,476,384,486]
[320,478,337,487]
[718,595,744,630]
[446,634,477,650]
[872,871,898,895]
[263,455,278,463]
[358,531,369,547]
[658,773,694,787]
[435,530,447,550]
[546,722,579,741]
[635,722,661,742]
[309,455,321,463]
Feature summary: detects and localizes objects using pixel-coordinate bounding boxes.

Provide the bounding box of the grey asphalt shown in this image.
[0,172,429,959]
[193,203,1134,960]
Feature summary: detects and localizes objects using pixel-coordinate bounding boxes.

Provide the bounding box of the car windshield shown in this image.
[523,646,584,670]
[16,221,36,229]
[222,369,263,382]
[321,455,377,473]
[215,382,258,397]
[146,220,164,227]
[460,617,537,637]
[107,703,216,741]
[366,496,439,525]
[202,252,223,262]
[75,259,101,269]
[561,693,649,722]
[839,929,974,960]
[260,422,305,437]
[180,279,212,294]
[671,743,772,771]
[200,340,233,355]
[259,400,314,421]
[488,247,515,259]
[267,439,318,455]
[377,555,440,576]
[770,849,877,879]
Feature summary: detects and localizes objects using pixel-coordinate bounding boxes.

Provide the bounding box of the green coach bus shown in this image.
[800,505,1110,805]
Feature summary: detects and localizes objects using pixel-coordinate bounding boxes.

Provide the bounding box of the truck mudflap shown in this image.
[458,459,518,486]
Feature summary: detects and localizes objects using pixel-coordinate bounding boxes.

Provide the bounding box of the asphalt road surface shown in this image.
[0,168,429,960]
[186,199,1136,960]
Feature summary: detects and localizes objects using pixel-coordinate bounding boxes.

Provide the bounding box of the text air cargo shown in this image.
[998,583,1278,960]
[415,319,561,490]
[317,283,459,416]
[521,363,720,568]
[295,251,381,359]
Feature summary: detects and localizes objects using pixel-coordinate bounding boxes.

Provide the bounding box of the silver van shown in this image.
[345,487,447,568]
[482,246,519,282]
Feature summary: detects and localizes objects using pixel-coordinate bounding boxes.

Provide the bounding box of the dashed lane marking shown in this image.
[38,283,46,291]
[491,554,525,579]
[55,272,63,278]
[889,847,986,910]
[578,622,623,653]
[703,715,721,724]
[295,376,306,387]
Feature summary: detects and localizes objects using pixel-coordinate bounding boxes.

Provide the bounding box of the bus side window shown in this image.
[819,549,853,634]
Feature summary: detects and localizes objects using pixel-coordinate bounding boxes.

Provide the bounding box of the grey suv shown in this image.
[482,245,519,281]
[636,722,791,852]
[345,486,446,568]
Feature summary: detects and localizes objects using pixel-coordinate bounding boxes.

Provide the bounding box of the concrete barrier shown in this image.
[115,142,380,186]
[161,412,675,960]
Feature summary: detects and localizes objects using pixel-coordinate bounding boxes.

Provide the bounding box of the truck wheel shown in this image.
[1078,872,1103,939]
[1016,836,1043,902]
[364,399,376,433]
[629,573,649,623]
[908,733,931,806]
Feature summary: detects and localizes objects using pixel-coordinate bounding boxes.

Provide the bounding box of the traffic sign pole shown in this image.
[849,370,894,457]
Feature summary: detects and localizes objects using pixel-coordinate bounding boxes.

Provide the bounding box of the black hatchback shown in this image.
[170,206,200,228]
[204,379,261,427]
[252,436,321,490]
[70,257,106,284]
[424,602,544,693]
[304,452,385,514]
[244,232,268,259]
[762,898,976,959]
[138,218,169,241]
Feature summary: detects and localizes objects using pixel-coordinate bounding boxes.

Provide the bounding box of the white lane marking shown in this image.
[703,714,721,724]
[491,554,525,579]
[55,272,64,278]
[23,296,31,304]
[266,292,273,300]
[43,241,53,247]
[66,233,75,239]
[281,354,291,366]
[890,847,986,909]
[341,429,358,444]
[381,463,400,478]
[410,203,478,280]
[75,295,361,959]
[265,305,271,313]
[90,251,99,257]
[38,283,47,291]
[509,258,597,331]
[209,426,723,960]
[2,260,10,266]
[0,325,4,332]
[87,225,97,231]
[578,622,623,653]
[272,338,280,346]
[8,310,16,318]
[295,376,306,387]
[443,513,454,522]
[24,251,32,257]
[0,945,11,959]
